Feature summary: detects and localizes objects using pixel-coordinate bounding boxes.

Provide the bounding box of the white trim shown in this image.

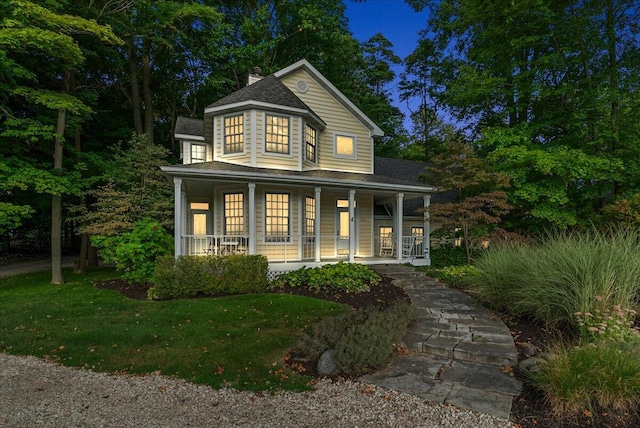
[250,110,257,166]
[221,112,246,157]
[205,100,325,129]
[175,133,204,141]
[212,116,217,161]
[334,132,357,159]
[274,59,384,137]
[263,112,293,157]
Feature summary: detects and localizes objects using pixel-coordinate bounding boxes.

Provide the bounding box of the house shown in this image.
[162,59,436,275]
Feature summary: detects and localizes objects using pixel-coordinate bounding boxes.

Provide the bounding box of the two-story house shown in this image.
[162,59,436,275]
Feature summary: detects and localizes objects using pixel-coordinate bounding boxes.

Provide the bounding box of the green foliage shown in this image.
[271,261,380,293]
[532,340,640,423]
[472,227,640,330]
[574,301,639,343]
[418,265,479,290]
[150,254,269,299]
[295,301,414,375]
[429,244,467,268]
[0,268,347,392]
[92,218,173,284]
[81,134,173,236]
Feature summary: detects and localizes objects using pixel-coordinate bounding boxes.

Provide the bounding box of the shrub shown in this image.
[295,301,414,376]
[149,254,269,299]
[418,265,479,289]
[472,226,640,330]
[532,339,640,423]
[429,245,467,268]
[272,261,380,293]
[574,299,639,343]
[92,217,173,284]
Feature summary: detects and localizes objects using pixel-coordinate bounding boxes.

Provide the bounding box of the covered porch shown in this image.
[163,163,435,273]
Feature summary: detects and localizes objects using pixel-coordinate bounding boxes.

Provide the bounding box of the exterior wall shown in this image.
[279,69,373,174]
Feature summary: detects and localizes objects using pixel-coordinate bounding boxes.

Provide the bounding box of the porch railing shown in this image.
[181,234,424,262]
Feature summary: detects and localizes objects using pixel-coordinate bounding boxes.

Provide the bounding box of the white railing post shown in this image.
[248,183,256,255]
[173,178,182,258]
[396,193,404,261]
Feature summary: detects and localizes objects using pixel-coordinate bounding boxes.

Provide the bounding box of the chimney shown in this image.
[247,66,263,86]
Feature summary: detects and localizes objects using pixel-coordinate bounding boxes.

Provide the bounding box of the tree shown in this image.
[424,141,512,265]
[81,134,173,238]
[407,0,640,231]
[0,0,121,283]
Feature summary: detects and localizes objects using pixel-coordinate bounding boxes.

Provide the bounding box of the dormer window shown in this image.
[190,143,206,163]
[305,124,317,163]
[224,114,244,154]
[265,114,290,154]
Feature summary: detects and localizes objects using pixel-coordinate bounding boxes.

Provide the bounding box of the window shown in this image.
[304,196,315,237]
[224,115,244,154]
[265,193,290,242]
[335,135,355,158]
[191,144,206,163]
[265,115,289,154]
[305,124,317,162]
[224,193,244,236]
[411,226,424,246]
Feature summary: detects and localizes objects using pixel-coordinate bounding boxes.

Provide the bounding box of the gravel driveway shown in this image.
[0,353,514,427]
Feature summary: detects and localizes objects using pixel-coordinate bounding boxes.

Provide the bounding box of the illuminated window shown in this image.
[335,134,355,157]
[411,226,424,245]
[305,124,317,162]
[224,115,243,154]
[304,196,315,236]
[265,115,289,154]
[336,199,356,208]
[265,193,289,242]
[191,144,206,163]
[224,193,244,235]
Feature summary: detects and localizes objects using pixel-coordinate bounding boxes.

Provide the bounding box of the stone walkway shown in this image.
[362,264,522,420]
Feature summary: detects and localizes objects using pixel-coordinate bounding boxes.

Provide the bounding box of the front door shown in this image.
[335,199,356,257]
[191,204,209,254]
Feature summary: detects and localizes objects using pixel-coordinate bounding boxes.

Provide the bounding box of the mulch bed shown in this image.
[93,275,639,428]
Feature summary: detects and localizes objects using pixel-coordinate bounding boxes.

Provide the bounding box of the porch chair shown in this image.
[379,235,395,257]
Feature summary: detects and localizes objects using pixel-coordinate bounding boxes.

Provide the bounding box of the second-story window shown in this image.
[335,134,355,158]
[190,143,206,163]
[265,114,289,154]
[224,114,243,154]
[305,124,317,163]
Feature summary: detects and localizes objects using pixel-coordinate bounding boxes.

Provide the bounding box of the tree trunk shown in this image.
[129,38,143,134]
[142,37,154,144]
[51,106,66,284]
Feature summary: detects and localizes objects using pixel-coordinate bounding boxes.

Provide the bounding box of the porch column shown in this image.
[424,195,431,264]
[173,178,182,258]
[248,183,256,255]
[396,192,404,261]
[348,189,355,263]
[314,187,321,262]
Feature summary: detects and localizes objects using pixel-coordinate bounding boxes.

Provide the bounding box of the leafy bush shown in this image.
[532,339,640,423]
[92,217,173,284]
[472,226,640,330]
[418,265,479,289]
[429,245,467,268]
[149,254,269,299]
[272,261,380,293]
[574,299,639,342]
[295,302,414,375]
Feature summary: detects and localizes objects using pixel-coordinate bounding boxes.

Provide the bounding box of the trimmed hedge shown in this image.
[149,254,269,300]
[271,261,380,293]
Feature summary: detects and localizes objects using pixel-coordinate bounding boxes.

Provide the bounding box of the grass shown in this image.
[472,226,640,330]
[532,339,640,422]
[0,268,350,392]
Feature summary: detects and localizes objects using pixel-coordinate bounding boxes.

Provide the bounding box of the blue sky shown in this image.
[345,0,431,125]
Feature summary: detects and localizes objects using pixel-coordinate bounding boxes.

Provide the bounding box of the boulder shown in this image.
[317,349,337,376]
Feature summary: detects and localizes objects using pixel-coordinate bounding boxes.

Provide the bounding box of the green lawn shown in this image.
[0,268,350,391]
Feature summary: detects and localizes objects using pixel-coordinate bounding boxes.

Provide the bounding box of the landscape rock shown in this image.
[317,349,337,376]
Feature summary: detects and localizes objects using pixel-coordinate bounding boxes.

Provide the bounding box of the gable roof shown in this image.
[204,74,325,129]
[275,59,384,137]
[175,116,204,138]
